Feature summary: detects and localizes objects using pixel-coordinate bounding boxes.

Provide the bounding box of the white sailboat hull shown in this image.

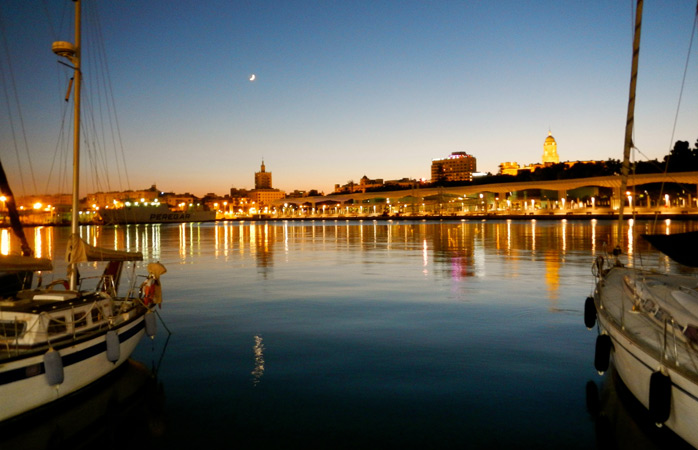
[594,266,698,448]
[0,314,146,422]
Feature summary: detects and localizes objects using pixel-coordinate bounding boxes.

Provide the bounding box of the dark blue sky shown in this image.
[1,1,697,196]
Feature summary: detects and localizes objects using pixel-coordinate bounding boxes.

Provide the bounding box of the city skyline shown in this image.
[1,1,697,197]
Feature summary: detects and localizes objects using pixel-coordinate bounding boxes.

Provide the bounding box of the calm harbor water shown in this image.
[2,219,698,449]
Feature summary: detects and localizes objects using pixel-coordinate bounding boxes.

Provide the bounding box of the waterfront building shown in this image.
[334,176,420,194]
[431,152,477,183]
[86,185,160,208]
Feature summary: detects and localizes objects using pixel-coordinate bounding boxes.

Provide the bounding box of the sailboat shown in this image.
[0,0,165,422]
[587,0,698,447]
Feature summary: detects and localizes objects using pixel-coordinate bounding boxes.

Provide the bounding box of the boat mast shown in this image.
[618,0,643,239]
[52,0,82,290]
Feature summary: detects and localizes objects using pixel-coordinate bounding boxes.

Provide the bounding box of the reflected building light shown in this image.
[494,223,501,251]
[386,222,393,249]
[143,226,150,259]
[264,223,269,252]
[507,219,511,253]
[252,335,265,387]
[1,229,10,255]
[249,223,256,255]
[214,222,220,256]
[545,252,560,304]
[189,223,195,256]
[665,219,671,235]
[561,219,567,254]
[627,220,634,258]
[474,246,485,277]
[239,222,245,256]
[422,239,428,270]
[179,223,186,260]
[284,221,289,254]
[223,222,230,256]
[153,225,161,260]
[531,219,536,253]
[46,227,53,260]
[591,219,597,255]
[34,227,43,258]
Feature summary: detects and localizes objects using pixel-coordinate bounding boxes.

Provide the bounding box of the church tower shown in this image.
[542,131,559,165]
[255,160,272,189]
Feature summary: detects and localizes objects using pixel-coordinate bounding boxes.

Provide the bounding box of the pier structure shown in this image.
[268,171,698,219]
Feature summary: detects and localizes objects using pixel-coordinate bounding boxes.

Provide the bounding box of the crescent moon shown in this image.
[249,74,256,82]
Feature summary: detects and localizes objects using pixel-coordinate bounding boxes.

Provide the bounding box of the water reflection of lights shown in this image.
[591,219,597,255]
[252,335,265,387]
[34,227,43,258]
[627,219,634,259]
[422,239,428,273]
[1,229,9,255]
[179,223,187,259]
[506,219,511,253]
[249,223,256,255]
[284,220,289,254]
[263,223,270,252]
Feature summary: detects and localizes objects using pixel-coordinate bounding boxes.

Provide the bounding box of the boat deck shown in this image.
[596,267,698,381]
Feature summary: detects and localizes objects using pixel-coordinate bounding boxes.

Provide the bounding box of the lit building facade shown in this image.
[255,160,272,189]
[250,160,284,208]
[498,132,562,176]
[499,162,521,176]
[431,152,477,183]
[86,185,160,208]
[542,132,559,164]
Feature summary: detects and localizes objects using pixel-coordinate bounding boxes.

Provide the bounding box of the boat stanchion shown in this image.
[584,296,596,329]
[44,348,64,386]
[106,330,120,363]
[594,334,612,374]
[649,369,672,426]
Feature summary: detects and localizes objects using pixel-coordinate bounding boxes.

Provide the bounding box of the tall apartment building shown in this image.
[431,152,477,183]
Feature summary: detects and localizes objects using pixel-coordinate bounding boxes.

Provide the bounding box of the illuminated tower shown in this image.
[255,160,272,189]
[542,131,559,164]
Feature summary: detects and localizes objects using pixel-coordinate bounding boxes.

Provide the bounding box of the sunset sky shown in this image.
[1,1,697,197]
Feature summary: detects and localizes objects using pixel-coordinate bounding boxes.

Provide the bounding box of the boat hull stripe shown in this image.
[0,320,144,386]
[606,320,698,403]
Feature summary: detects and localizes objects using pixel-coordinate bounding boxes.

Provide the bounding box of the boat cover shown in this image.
[642,231,698,268]
[65,234,143,263]
[0,254,53,272]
